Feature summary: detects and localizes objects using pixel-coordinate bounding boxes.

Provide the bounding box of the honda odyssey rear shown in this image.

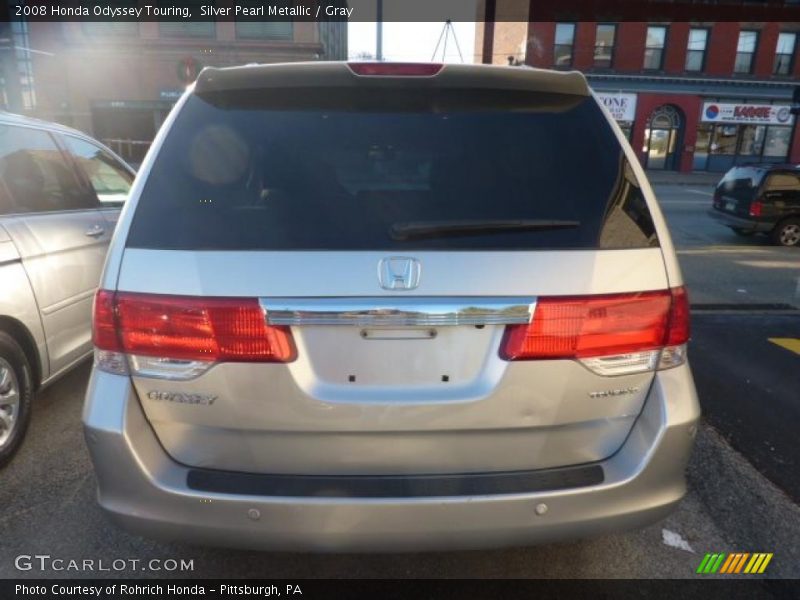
[83,62,700,551]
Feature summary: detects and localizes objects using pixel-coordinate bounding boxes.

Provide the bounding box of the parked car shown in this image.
[0,112,134,466]
[709,164,800,247]
[84,62,699,552]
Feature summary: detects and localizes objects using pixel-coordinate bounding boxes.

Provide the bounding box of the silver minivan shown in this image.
[0,112,133,466]
[84,62,700,551]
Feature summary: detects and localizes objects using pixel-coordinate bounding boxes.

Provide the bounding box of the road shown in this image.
[656,184,800,306]
[655,182,800,503]
[1,183,798,581]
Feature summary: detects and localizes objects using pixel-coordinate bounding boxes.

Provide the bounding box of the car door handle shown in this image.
[85,225,105,238]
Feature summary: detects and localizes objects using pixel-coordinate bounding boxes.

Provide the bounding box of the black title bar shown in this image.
[4,0,800,23]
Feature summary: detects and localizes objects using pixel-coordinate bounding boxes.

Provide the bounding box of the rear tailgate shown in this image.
[116,248,668,474]
[112,63,672,475]
[714,166,765,216]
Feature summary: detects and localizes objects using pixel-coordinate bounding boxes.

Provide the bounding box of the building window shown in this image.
[707,124,792,162]
[159,1,215,37]
[235,21,293,40]
[82,1,140,37]
[685,28,708,72]
[594,24,616,68]
[734,30,758,74]
[644,26,667,70]
[554,23,575,68]
[236,1,293,39]
[774,32,797,75]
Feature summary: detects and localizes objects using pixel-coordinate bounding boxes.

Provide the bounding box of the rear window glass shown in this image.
[127,88,658,250]
[718,167,766,191]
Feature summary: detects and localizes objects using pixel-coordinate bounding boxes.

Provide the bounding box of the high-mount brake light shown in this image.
[347,62,444,77]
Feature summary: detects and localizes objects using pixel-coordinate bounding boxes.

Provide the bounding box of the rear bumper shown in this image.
[82,365,700,552]
[708,209,774,233]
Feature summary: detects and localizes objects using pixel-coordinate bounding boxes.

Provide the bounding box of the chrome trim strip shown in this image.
[261,297,536,327]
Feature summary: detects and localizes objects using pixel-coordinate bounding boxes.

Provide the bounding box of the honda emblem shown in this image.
[378,257,421,291]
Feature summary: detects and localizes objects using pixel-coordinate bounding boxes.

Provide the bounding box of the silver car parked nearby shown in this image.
[0,112,134,466]
[84,62,700,551]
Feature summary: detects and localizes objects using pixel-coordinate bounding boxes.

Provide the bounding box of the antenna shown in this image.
[431,20,464,63]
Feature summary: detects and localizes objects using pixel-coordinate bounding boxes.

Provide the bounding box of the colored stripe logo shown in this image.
[696,552,773,574]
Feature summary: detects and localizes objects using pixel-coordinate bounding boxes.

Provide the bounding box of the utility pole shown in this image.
[376,0,383,61]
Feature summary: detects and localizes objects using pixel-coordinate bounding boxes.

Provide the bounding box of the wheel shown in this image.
[771,218,800,247]
[730,227,754,236]
[0,332,33,468]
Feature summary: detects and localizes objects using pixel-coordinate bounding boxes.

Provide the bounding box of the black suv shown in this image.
[709,164,800,247]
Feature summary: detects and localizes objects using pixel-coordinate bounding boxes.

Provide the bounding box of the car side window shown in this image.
[63,136,133,207]
[0,124,96,215]
[764,172,800,192]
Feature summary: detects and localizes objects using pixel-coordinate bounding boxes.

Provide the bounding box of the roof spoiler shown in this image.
[194,62,590,97]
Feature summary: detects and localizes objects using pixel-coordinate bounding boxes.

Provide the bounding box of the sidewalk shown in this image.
[645,170,721,186]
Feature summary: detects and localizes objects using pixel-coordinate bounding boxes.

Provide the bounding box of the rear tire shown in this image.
[771,218,800,247]
[0,332,33,468]
[730,227,754,236]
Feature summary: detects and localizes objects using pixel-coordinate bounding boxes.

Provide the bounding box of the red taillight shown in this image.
[93,289,121,351]
[665,286,690,346]
[347,62,443,77]
[93,291,296,363]
[749,199,764,217]
[500,287,690,361]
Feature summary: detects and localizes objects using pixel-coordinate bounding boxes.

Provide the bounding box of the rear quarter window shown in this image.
[126,89,658,251]
[764,172,800,192]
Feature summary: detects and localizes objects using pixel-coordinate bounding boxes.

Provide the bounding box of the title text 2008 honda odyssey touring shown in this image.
[83,62,699,551]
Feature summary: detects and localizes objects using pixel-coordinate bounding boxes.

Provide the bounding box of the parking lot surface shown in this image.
[1,183,798,580]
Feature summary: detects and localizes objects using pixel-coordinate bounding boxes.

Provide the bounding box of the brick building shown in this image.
[1,8,346,164]
[478,10,800,172]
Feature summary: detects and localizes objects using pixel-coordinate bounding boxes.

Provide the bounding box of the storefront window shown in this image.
[739,125,766,156]
[710,126,738,155]
[693,124,713,170]
[698,98,794,171]
[763,127,792,157]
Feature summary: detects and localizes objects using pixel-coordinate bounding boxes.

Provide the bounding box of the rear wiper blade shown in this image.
[389,219,581,241]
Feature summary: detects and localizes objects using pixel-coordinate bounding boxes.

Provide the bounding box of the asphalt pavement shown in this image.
[1,183,798,581]
[691,314,800,502]
[655,183,800,307]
